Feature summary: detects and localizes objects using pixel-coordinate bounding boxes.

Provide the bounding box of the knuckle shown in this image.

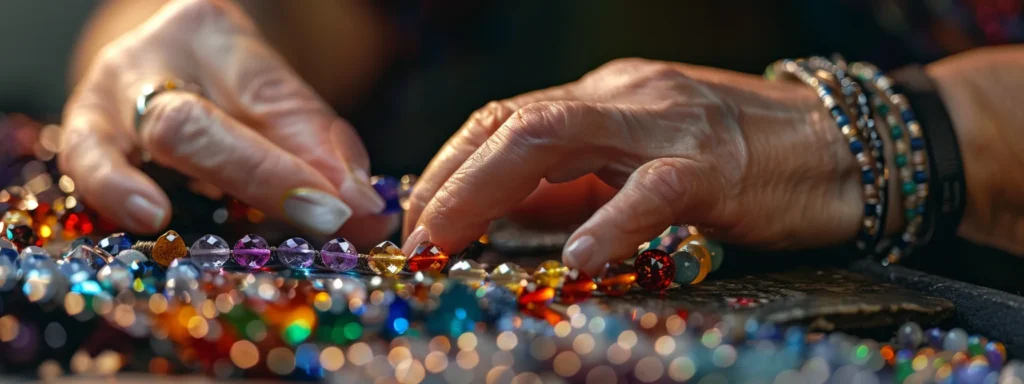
[465,100,516,132]
[141,94,211,157]
[503,101,576,142]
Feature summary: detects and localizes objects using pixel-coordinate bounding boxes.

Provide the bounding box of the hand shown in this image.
[60,0,393,245]
[403,58,867,275]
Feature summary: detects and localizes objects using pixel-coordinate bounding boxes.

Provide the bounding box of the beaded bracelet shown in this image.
[849,62,931,265]
[766,59,885,252]
[805,56,889,252]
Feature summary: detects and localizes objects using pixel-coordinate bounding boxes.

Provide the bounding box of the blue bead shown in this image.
[910,138,925,151]
[830,107,842,117]
[926,328,945,348]
[914,171,927,183]
[98,233,133,256]
[382,294,412,339]
[861,169,875,184]
[427,283,482,337]
[836,114,850,127]
[849,140,864,153]
[0,239,17,262]
[371,176,402,214]
[902,110,916,122]
[864,204,877,216]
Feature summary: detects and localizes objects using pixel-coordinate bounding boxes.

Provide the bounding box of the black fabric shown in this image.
[890,65,967,251]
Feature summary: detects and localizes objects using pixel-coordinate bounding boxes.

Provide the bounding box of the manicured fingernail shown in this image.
[402,225,428,255]
[563,235,596,271]
[340,174,386,215]
[283,188,353,236]
[126,194,167,231]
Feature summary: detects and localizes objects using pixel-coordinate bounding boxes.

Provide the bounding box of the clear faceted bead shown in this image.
[66,244,112,270]
[190,234,230,270]
[115,249,148,266]
[18,246,50,268]
[22,258,66,303]
[59,257,95,285]
[449,260,487,288]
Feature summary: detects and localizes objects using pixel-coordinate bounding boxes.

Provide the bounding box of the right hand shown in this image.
[60,0,394,245]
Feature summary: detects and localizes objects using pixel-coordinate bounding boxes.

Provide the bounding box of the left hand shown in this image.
[402,58,868,275]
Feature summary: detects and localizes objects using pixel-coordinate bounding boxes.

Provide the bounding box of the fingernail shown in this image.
[126,194,167,231]
[402,225,429,255]
[563,235,596,272]
[340,172,386,215]
[283,188,353,236]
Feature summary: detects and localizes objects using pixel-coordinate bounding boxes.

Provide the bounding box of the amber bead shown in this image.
[598,262,636,296]
[560,269,596,303]
[518,283,555,308]
[4,224,38,250]
[408,241,449,273]
[449,260,487,288]
[368,241,406,277]
[677,239,711,284]
[490,262,528,294]
[685,234,724,272]
[635,249,675,291]
[533,260,568,288]
[150,230,187,267]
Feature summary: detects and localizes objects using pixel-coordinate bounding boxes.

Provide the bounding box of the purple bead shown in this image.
[320,237,359,272]
[985,342,1005,370]
[926,327,945,348]
[277,237,315,269]
[371,176,402,214]
[233,234,271,269]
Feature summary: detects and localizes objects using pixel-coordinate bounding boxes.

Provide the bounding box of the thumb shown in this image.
[561,158,722,276]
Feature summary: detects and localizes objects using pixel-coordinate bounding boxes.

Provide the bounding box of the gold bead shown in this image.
[151,230,187,267]
[490,262,528,294]
[449,260,487,288]
[368,241,406,277]
[533,260,568,288]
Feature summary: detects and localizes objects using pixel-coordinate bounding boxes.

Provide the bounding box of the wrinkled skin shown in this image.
[404,49,1024,275]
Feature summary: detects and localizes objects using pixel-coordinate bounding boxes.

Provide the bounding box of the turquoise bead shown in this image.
[891,125,903,139]
[670,250,702,285]
[705,239,724,272]
[895,154,908,167]
[902,182,915,196]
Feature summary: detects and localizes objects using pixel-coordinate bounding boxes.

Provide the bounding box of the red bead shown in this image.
[560,269,596,304]
[635,249,675,291]
[518,283,555,308]
[408,241,449,272]
[4,224,37,250]
[598,262,636,296]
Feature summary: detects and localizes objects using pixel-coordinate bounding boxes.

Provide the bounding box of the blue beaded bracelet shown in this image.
[766,59,885,252]
[850,62,930,265]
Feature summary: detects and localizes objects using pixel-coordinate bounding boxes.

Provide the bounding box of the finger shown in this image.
[505,176,618,230]
[562,158,722,276]
[139,91,358,237]
[60,56,171,234]
[402,85,576,238]
[151,0,384,215]
[403,101,647,255]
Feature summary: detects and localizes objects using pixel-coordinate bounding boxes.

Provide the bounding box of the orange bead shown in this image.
[408,241,449,273]
[598,263,636,296]
[560,269,596,304]
[518,283,555,308]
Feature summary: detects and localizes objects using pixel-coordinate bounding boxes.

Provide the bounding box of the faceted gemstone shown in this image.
[490,262,528,294]
[533,260,568,288]
[18,246,51,268]
[115,250,148,266]
[5,224,38,250]
[97,263,133,292]
[319,237,359,272]
[168,258,202,279]
[233,234,272,269]
[0,255,16,291]
[677,241,711,284]
[0,238,17,262]
[151,230,187,267]
[66,244,112,270]
[896,322,924,349]
[598,262,636,296]
[635,249,675,291]
[59,257,95,285]
[518,283,555,308]
[129,260,165,280]
[98,232,133,256]
[367,241,405,277]
[670,249,703,285]
[60,237,95,259]
[21,258,67,303]
[277,237,315,269]
[943,328,969,353]
[190,234,231,270]
[448,260,487,288]
[408,241,449,273]
[371,176,402,214]
[560,269,596,304]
